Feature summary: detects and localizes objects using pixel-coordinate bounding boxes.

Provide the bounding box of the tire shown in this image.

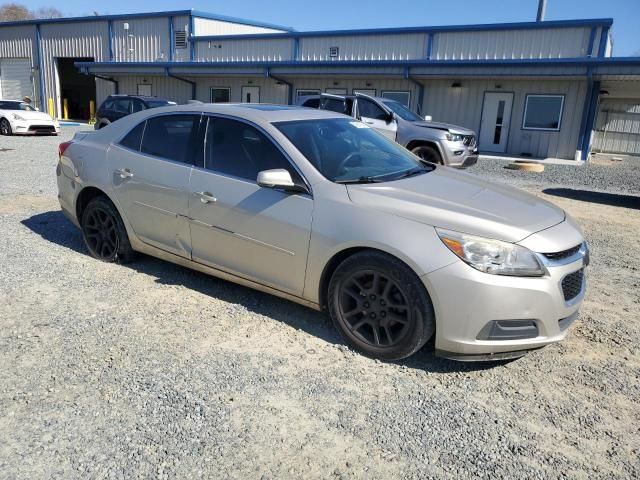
[411,145,442,165]
[0,118,12,136]
[80,196,135,264]
[328,251,435,361]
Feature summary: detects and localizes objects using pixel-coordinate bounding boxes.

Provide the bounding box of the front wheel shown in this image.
[411,145,442,165]
[0,118,12,136]
[81,196,134,263]
[328,251,435,361]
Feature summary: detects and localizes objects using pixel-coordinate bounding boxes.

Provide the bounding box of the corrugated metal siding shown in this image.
[432,27,592,60]
[104,75,192,105]
[0,25,35,58]
[593,99,640,155]
[193,77,288,104]
[193,18,286,36]
[40,22,109,117]
[422,78,586,159]
[173,15,190,62]
[196,38,293,62]
[299,34,425,61]
[112,17,170,62]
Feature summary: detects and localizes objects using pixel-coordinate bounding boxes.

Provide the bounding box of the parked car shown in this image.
[298,93,478,168]
[0,100,60,136]
[95,94,176,129]
[57,104,588,361]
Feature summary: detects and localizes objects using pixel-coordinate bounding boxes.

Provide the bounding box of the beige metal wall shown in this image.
[111,17,170,62]
[593,99,640,155]
[421,78,587,159]
[299,34,425,61]
[196,38,293,62]
[193,17,287,36]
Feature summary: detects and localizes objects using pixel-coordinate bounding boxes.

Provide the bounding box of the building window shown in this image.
[211,87,230,103]
[296,89,320,99]
[329,46,339,57]
[522,94,564,131]
[382,91,411,107]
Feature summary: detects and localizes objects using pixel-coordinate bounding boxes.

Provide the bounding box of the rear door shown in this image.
[108,113,201,257]
[187,115,313,295]
[356,97,397,141]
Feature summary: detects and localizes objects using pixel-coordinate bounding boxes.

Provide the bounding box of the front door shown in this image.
[188,116,313,295]
[479,92,513,153]
[241,86,260,103]
[109,113,201,258]
[356,97,397,141]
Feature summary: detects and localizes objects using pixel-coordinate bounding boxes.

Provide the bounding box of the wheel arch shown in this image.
[318,245,429,310]
[406,139,444,160]
[75,185,111,222]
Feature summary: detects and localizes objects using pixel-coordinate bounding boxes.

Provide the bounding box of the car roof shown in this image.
[107,94,170,101]
[138,103,346,123]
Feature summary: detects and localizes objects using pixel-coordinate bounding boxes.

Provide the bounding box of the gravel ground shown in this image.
[0,127,639,479]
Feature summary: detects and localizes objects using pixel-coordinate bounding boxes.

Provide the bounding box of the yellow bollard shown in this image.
[63,98,69,120]
[88,100,96,125]
[47,98,54,118]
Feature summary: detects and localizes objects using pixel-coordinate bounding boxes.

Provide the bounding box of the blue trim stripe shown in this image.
[168,17,175,62]
[189,15,195,61]
[426,32,434,60]
[580,79,601,160]
[35,24,46,112]
[107,20,114,61]
[597,26,610,57]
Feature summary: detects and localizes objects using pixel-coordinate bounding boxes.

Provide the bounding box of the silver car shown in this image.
[56,104,588,361]
[297,93,478,168]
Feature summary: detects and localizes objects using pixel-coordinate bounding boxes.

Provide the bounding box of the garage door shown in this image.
[592,99,640,156]
[0,59,33,100]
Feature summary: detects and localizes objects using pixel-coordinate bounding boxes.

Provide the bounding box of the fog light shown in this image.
[476,320,539,340]
[454,150,464,155]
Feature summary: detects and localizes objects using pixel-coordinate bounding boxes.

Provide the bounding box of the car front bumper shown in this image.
[12,120,60,135]
[442,144,479,168]
[422,252,587,360]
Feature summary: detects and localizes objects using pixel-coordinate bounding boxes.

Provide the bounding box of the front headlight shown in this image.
[445,133,464,142]
[12,113,25,121]
[436,228,545,277]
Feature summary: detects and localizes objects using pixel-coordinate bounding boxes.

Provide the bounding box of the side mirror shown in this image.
[386,111,395,124]
[424,115,433,122]
[257,169,296,190]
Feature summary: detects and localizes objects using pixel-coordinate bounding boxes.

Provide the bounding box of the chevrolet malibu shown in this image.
[56,104,588,361]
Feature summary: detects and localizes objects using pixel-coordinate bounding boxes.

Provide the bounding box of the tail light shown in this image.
[58,141,73,158]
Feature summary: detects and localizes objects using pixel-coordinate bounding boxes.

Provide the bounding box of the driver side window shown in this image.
[357,99,387,120]
[205,117,299,183]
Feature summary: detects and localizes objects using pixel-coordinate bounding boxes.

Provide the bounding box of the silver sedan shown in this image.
[56,104,589,361]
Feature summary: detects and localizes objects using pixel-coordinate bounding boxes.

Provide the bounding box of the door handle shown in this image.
[115,168,134,179]
[196,191,217,204]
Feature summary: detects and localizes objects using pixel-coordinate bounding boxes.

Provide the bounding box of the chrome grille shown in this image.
[463,135,476,147]
[562,269,584,301]
[543,244,581,261]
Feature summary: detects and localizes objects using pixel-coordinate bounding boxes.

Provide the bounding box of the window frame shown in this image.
[296,89,321,99]
[355,97,388,121]
[116,112,202,166]
[210,87,231,103]
[522,94,565,132]
[197,113,312,195]
[381,90,411,108]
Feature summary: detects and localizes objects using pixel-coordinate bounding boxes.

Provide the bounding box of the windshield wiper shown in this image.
[392,166,431,180]
[334,176,385,184]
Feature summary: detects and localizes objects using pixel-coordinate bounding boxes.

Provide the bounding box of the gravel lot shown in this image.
[1,127,639,479]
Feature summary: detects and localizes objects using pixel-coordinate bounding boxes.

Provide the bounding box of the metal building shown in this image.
[1,9,639,160]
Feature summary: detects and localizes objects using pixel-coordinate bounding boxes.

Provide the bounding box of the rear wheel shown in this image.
[328,251,435,361]
[411,145,442,165]
[81,196,134,263]
[0,118,12,136]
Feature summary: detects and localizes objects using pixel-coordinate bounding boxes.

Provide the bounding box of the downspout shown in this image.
[577,67,600,161]
[168,16,175,62]
[35,23,46,111]
[404,67,425,115]
[266,67,293,105]
[189,14,195,61]
[166,68,196,100]
[92,73,119,94]
[108,19,114,61]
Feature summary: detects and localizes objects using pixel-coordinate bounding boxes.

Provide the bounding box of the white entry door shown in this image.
[241,86,260,103]
[479,92,513,153]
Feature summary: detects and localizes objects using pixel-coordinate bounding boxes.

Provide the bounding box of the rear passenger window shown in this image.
[119,121,145,151]
[140,114,199,163]
[205,117,297,182]
[320,98,347,114]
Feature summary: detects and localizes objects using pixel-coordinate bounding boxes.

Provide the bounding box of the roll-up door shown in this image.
[0,59,33,100]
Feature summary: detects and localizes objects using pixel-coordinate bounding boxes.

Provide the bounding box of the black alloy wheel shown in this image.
[411,145,442,165]
[0,119,12,136]
[81,196,134,263]
[328,251,435,361]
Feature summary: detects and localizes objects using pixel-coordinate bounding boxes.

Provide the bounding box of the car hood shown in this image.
[410,120,474,135]
[9,110,55,121]
[346,168,565,243]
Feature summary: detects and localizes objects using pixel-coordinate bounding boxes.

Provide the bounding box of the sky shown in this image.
[17,0,640,56]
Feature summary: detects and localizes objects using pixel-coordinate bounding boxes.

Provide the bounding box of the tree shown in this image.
[0,3,33,21]
[0,3,63,21]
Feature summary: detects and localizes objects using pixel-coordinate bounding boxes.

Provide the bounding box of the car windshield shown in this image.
[381,100,423,122]
[275,118,433,183]
[0,102,36,111]
[146,100,175,108]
